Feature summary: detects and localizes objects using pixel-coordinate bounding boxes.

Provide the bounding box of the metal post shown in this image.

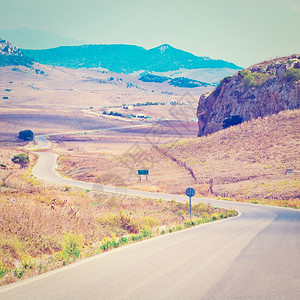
[189,196,192,218]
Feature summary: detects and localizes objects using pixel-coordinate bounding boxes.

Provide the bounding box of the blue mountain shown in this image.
[23,44,242,73]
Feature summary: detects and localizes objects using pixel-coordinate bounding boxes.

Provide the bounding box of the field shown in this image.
[0,64,208,141]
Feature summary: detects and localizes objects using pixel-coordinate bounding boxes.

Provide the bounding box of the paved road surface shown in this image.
[1,136,300,299]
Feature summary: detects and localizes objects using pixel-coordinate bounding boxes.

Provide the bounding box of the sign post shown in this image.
[185,187,195,218]
[138,169,149,181]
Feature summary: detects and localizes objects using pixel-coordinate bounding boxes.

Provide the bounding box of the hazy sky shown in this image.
[1,0,299,67]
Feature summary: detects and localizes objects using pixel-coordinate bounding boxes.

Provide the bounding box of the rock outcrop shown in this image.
[0,39,33,67]
[197,55,300,136]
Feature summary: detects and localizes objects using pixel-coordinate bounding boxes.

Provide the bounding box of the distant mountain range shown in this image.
[0,34,242,84]
[0,28,86,49]
[22,44,242,74]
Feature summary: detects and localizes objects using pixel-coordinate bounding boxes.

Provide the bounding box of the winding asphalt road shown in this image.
[1,135,300,299]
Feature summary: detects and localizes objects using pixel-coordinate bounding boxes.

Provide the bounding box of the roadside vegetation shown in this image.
[0,146,237,286]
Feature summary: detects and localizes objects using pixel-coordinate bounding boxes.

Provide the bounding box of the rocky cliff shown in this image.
[197,55,300,136]
[0,39,33,67]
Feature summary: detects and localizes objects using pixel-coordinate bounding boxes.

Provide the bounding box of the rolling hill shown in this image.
[22,44,242,74]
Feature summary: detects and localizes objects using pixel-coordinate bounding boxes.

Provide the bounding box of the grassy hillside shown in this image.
[160,109,300,203]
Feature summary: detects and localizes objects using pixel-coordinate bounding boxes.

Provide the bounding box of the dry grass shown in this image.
[0,144,236,285]
[0,64,205,139]
[0,188,233,285]
[160,109,300,203]
[52,128,197,195]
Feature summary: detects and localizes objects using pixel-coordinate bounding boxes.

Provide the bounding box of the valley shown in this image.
[0,62,208,140]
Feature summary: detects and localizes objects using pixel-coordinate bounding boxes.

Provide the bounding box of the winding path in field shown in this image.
[1,133,300,300]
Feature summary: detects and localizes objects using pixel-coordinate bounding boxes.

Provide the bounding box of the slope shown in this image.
[159,109,300,202]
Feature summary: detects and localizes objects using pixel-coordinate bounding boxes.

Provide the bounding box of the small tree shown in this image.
[18,130,34,141]
[11,153,30,169]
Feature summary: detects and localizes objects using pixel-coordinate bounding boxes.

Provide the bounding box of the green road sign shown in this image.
[138,170,149,176]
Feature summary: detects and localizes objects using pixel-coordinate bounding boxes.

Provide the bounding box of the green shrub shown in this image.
[242,72,267,87]
[11,153,30,169]
[100,235,118,251]
[61,233,83,259]
[141,227,152,238]
[119,236,128,245]
[0,261,7,279]
[211,213,220,221]
[130,234,139,241]
[21,255,36,270]
[14,267,25,279]
[184,219,197,228]
[283,68,300,83]
[18,130,34,141]
[239,70,250,77]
